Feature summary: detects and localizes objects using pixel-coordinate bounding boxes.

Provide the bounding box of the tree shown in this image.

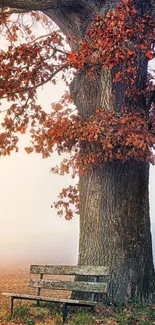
[0,0,154,303]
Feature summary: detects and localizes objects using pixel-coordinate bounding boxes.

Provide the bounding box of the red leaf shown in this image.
[69,51,76,61]
[146,51,153,59]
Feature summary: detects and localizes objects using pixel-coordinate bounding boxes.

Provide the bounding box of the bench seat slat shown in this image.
[29,279,107,293]
[2,292,96,306]
[30,265,109,276]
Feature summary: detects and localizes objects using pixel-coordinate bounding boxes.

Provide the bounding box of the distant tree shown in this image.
[0,0,154,303]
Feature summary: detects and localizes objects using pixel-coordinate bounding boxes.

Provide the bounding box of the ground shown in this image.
[0,265,155,325]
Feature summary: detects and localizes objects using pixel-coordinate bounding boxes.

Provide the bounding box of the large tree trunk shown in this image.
[79,161,154,303]
[70,67,155,303]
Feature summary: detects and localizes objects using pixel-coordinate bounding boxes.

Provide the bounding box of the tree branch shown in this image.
[0,0,99,45]
[0,0,88,11]
[1,9,32,14]
[0,0,58,10]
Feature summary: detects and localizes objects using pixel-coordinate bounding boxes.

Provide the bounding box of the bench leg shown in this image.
[62,303,68,322]
[11,297,14,317]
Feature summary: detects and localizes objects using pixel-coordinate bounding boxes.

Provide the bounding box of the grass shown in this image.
[0,302,154,325]
[115,302,155,325]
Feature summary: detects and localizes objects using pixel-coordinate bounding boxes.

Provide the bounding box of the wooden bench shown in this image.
[2,264,109,322]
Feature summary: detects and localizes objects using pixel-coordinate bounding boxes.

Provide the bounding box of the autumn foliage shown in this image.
[0,0,154,219]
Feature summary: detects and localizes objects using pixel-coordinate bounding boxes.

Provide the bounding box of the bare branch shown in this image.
[0,0,86,11]
[0,8,31,14]
[0,0,58,10]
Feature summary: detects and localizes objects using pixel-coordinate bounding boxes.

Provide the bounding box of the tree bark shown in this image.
[69,66,155,302]
[0,0,154,303]
[79,161,154,303]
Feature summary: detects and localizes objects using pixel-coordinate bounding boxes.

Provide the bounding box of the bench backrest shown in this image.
[29,265,109,300]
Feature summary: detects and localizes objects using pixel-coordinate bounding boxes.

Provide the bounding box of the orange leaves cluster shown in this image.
[26,93,78,159]
[0,32,66,101]
[78,110,155,167]
[0,101,47,156]
[68,0,155,82]
[27,99,155,169]
[0,31,68,156]
[52,184,79,220]
[0,131,18,156]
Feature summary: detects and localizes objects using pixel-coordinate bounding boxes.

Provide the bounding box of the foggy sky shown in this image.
[0,80,80,266]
